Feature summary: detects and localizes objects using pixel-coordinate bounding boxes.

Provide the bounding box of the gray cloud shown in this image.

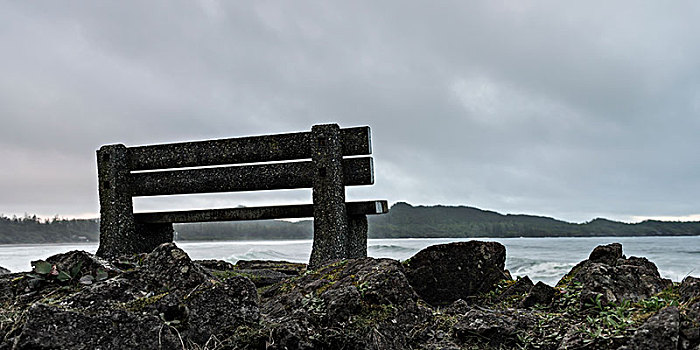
[1,1,699,222]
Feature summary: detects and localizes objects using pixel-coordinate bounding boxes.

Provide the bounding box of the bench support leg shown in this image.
[135,223,174,252]
[309,124,349,269]
[347,215,368,259]
[96,144,138,259]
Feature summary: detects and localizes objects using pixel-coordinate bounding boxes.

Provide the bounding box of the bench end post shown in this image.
[96,144,139,258]
[309,124,350,269]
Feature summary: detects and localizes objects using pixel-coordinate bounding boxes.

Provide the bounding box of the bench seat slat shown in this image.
[134,200,389,224]
[127,126,371,171]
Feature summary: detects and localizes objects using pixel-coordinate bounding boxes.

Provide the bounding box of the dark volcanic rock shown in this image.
[6,243,262,349]
[14,303,181,349]
[558,243,672,306]
[260,258,431,350]
[452,307,537,346]
[621,306,680,350]
[141,243,212,290]
[235,259,306,276]
[680,276,700,303]
[197,259,302,287]
[498,276,534,302]
[185,276,260,343]
[196,259,236,271]
[680,301,700,350]
[0,267,9,275]
[235,269,293,287]
[2,241,696,350]
[403,241,509,305]
[44,250,120,277]
[588,242,624,265]
[520,281,556,308]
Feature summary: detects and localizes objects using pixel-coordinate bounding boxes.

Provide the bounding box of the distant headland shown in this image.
[1,202,699,244]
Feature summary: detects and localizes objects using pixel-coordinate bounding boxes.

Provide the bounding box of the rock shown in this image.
[680,301,700,350]
[498,276,534,302]
[141,243,212,290]
[44,250,120,277]
[0,266,9,275]
[259,258,431,350]
[235,259,306,276]
[234,268,294,287]
[14,303,181,349]
[588,242,624,265]
[196,259,236,271]
[680,276,700,303]
[452,307,536,346]
[558,244,672,306]
[444,299,470,316]
[621,306,680,350]
[520,281,556,308]
[403,241,509,305]
[197,259,300,287]
[185,276,260,343]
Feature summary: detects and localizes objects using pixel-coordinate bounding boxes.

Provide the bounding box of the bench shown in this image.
[95,123,388,268]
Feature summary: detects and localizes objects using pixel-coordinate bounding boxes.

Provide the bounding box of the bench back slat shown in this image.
[130,157,374,197]
[133,200,388,224]
[127,126,371,171]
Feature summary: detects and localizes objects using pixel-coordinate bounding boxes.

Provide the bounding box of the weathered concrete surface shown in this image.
[403,240,509,305]
[130,157,373,196]
[309,124,350,269]
[127,126,371,170]
[97,124,386,267]
[95,144,137,259]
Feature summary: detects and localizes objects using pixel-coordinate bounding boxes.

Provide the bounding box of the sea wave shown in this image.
[228,249,306,263]
[368,244,417,254]
[506,257,577,285]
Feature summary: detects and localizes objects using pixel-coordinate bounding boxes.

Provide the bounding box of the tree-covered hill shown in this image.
[366,202,700,238]
[1,203,699,243]
[0,215,99,244]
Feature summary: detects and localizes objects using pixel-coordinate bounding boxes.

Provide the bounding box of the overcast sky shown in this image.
[1,1,699,223]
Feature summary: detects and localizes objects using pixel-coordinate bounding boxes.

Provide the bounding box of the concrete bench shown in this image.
[95,124,388,268]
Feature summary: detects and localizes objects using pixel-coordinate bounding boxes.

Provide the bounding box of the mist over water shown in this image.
[0,236,697,286]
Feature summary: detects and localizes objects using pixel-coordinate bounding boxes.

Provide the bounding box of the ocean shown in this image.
[0,236,697,286]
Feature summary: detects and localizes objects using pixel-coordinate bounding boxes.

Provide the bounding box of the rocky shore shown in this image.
[0,241,698,349]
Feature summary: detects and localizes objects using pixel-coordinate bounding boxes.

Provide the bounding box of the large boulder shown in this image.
[558,243,672,306]
[9,243,261,348]
[258,258,431,350]
[0,266,9,275]
[14,303,181,349]
[185,276,260,343]
[403,241,509,305]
